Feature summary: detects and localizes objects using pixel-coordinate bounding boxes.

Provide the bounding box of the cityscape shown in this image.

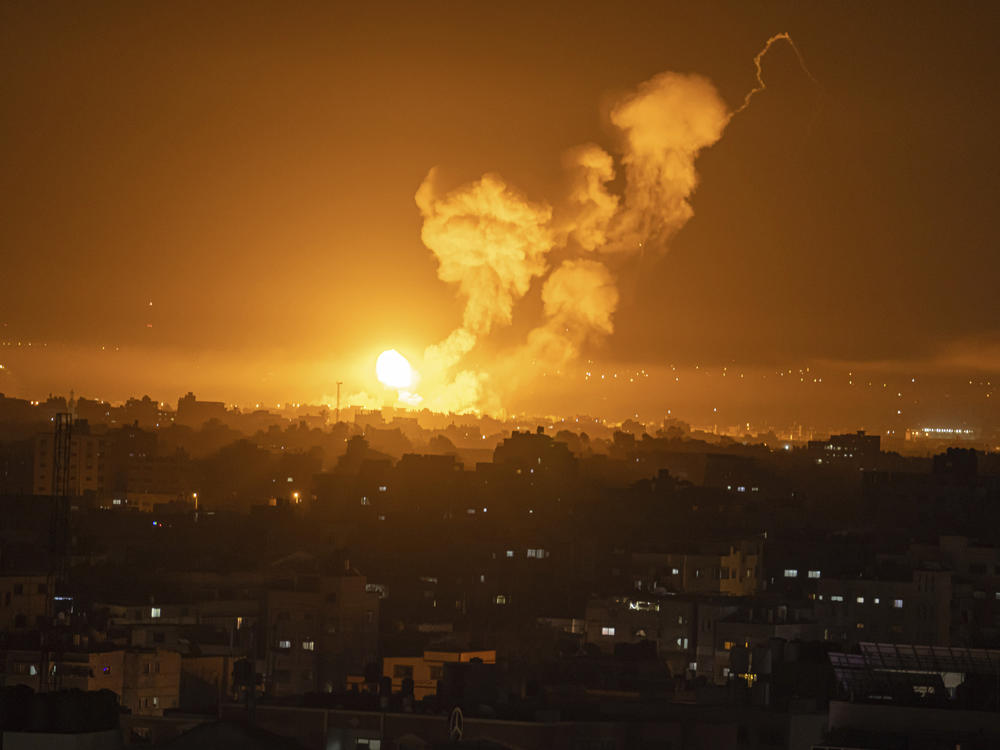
[2,2,999,749]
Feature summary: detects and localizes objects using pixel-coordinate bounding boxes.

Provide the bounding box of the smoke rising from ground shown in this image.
[408,34,813,415]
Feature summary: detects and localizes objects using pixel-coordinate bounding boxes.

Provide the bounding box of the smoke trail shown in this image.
[734,32,820,116]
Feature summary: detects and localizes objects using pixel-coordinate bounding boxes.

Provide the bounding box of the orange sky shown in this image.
[1,1,997,423]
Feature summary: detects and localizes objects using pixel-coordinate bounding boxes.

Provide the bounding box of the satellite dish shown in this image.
[449,706,463,741]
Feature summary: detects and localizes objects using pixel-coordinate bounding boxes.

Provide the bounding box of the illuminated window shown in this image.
[893,599,904,608]
[671,568,680,575]
[495,595,507,605]
[278,640,291,649]
[808,570,821,579]
[856,596,864,604]
[873,598,880,605]
[302,640,315,651]
[378,485,387,492]
[150,607,161,618]
[784,569,798,578]
[505,550,514,558]
[361,496,369,505]
[723,640,737,650]
[601,626,615,636]
[831,595,844,602]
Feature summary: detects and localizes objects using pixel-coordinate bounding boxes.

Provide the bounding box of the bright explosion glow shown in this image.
[375,349,415,390]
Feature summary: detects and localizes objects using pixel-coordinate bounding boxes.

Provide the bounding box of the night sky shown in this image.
[1,1,997,425]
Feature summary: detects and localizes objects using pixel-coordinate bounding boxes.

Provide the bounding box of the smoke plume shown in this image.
[607,72,730,251]
[411,34,814,414]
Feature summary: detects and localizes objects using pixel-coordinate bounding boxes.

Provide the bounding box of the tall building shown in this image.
[33,421,105,496]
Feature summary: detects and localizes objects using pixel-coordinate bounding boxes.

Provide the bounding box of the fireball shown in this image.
[375,349,415,390]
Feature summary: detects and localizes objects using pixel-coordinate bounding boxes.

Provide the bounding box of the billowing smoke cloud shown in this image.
[606,72,730,251]
[408,34,814,415]
[523,259,619,367]
[414,169,556,412]
[559,144,620,252]
[415,169,555,336]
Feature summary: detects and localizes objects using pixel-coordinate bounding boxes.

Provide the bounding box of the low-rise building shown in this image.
[122,648,182,716]
[382,649,496,700]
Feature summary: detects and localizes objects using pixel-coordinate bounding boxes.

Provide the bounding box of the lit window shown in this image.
[893,599,904,608]
[495,595,507,605]
[784,569,798,578]
[873,598,880,605]
[831,595,844,602]
[856,596,864,604]
[150,607,161,618]
[278,640,291,649]
[807,570,821,579]
[378,485,387,492]
[302,640,315,651]
[152,696,159,707]
[361,496,369,505]
[602,626,615,636]
[505,550,514,558]
[672,568,680,575]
